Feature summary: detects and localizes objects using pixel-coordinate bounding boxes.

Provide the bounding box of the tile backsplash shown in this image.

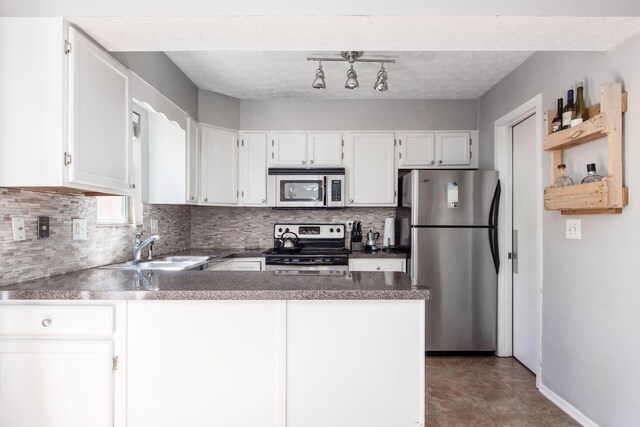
[190,206,395,249]
[1,188,394,286]
[0,188,190,286]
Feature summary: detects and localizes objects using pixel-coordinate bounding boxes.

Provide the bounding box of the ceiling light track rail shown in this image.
[306,57,395,64]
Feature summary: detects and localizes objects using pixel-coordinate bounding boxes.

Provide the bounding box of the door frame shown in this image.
[493,94,544,381]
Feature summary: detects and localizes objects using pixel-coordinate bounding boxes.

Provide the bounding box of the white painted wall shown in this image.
[2,0,639,17]
[112,51,198,119]
[479,34,640,426]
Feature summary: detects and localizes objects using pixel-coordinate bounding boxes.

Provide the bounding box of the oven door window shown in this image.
[280,180,324,202]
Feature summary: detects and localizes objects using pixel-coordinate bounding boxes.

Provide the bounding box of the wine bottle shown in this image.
[562,87,574,130]
[571,81,588,127]
[551,98,563,132]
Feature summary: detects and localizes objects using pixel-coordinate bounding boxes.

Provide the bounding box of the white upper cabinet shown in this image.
[186,117,199,203]
[308,132,343,166]
[240,132,268,206]
[270,132,308,166]
[67,27,131,193]
[435,132,472,166]
[344,132,397,206]
[200,126,238,205]
[397,132,435,167]
[146,111,186,204]
[0,19,132,195]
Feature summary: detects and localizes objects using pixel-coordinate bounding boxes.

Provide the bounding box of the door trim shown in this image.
[493,95,543,384]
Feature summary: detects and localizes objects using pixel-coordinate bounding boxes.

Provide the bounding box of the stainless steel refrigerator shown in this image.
[398,170,500,352]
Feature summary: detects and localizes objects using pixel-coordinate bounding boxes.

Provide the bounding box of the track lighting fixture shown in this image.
[307,51,394,92]
[311,61,326,89]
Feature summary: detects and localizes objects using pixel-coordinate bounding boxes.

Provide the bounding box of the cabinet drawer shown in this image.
[0,305,114,336]
[207,258,264,271]
[349,258,406,272]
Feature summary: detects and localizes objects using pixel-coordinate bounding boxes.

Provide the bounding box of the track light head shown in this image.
[374,63,388,92]
[312,61,326,89]
[345,65,359,90]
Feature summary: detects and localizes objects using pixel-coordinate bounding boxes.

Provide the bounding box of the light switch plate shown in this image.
[12,217,26,241]
[566,219,581,240]
[150,219,159,234]
[72,218,88,240]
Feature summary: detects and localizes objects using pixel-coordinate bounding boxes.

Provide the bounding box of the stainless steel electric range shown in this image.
[264,223,349,274]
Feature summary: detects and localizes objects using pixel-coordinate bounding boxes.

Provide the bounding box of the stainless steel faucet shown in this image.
[133,232,160,261]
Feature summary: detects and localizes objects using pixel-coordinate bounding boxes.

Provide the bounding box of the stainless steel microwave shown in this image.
[268,168,345,208]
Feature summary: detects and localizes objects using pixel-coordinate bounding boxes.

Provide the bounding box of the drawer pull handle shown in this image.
[41,318,52,327]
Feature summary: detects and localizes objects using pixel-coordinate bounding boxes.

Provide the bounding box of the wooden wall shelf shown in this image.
[543,83,628,215]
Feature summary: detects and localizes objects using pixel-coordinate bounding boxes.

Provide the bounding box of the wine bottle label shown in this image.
[570,118,583,127]
[552,121,561,132]
[562,112,573,126]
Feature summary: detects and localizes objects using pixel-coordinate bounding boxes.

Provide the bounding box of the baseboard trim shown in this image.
[538,383,598,427]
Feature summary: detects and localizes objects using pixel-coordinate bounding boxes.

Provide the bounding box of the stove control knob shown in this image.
[285,228,289,233]
[329,228,334,232]
[336,228,341,233]
[278,228,283,233]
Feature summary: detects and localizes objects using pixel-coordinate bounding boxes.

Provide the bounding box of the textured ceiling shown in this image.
[166,51,533,99]
[71,16,640,51]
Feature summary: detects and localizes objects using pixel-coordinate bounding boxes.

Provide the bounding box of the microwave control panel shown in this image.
[331,180,342,201]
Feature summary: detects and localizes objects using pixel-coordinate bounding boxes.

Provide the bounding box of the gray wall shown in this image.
[479,34,640,426]
[112,52,199,120]
[198,89,242,129]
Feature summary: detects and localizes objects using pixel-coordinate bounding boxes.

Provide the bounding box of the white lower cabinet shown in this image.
[206,257,265,271]
[286,300,424,427]
[0,302,126,427]
[348,257,406,272]
[127,300,285,427]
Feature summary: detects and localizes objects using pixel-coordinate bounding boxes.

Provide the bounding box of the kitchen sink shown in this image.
[101,256,217,271]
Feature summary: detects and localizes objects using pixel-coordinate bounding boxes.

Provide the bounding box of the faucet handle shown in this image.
[134,232,142,246]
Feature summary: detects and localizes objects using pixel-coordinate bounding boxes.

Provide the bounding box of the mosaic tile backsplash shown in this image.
[0,188,190,286]
[190,206,395,249]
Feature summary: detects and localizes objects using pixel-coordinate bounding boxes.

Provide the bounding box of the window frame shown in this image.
[96,195,131,225]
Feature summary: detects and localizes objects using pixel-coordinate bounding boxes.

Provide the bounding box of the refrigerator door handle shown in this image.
[488,180,501,273]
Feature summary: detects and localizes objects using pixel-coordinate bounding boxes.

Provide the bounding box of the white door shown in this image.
[286,301,424,427]
[308,132,343,166]
[344,132,396,206]
[512,115,539,374]
[398,132,435,167]
[67,27,131,194]
[147,110,186,204]
[270,132,308,166]
[127,301,284,427]
[0,340,113,427]
[241,132,268,206]
[435,132,471,166]
[186,117,199,203]
[200,126,238,205]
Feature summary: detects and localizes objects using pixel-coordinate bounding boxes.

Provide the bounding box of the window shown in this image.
[97,196,129,223]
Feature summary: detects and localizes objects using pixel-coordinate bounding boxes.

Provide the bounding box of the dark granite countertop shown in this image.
[0,268,429,301]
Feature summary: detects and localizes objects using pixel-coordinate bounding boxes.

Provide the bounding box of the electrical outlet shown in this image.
[150,219,159,234]
[72,218,88,240]
[566,219,581,240]
[11,217,26,241]
[346,220,354,232]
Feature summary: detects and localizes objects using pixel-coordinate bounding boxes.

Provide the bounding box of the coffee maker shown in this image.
[364,230,380,252]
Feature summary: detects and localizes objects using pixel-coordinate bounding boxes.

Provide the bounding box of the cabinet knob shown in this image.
[129,183,136,189]
[430,160,435,165]
[438,160,443,165]
[41,318,52,327]
[350,199,354,203]
[302,161,306,165]
[203,197,208,202]
[261,199,266,203]
[376,266,381,271]
[190,196,195,201]
[310,160,314,164]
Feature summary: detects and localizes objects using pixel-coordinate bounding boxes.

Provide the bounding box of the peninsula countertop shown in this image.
[0,268,429,301]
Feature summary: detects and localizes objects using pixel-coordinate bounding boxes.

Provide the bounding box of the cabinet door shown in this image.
[436,132,471,166]
[270,132,308,166]
[128,301,284,427]
[186,117,199,203]
[287,301,424,427]
[0,340,113,427]
[147,111,186,204]
[241,132,268,206]
[344,132,396,206]
[67,27,131,194]
[308,132,343,166]
[398,132,435,167]
[200,126,238,205]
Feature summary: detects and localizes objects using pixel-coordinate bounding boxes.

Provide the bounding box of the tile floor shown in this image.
[425,356,580,426]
